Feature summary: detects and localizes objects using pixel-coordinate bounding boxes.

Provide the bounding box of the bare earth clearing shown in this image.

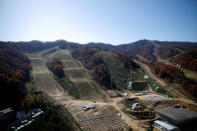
[28,45,197,130]
[28,48,145,130]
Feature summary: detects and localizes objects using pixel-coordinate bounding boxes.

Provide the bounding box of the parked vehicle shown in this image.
[132,103,143,111]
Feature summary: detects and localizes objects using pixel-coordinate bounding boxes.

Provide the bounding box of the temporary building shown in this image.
[156,108,197,130]
[154,120,179,131]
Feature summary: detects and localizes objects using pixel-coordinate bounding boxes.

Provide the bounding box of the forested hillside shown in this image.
[0,43,31,109]
[117,40,156,62]
[156,41,197,59]
[47,58,65,77]
[170,48,197,72]
[116,40,197,61]
[154,62,186,82]
[2,39,197,63]
[153,62,197,97]
[0,40,80,53]
[71,46,115,89]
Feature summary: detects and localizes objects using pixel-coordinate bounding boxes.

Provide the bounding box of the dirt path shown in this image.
[111,98,145,131]
[136,55,150,63]
[151,41,197,81]
[63,99,108,106]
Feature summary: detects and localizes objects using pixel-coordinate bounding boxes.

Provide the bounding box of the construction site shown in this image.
[27,47,197,131]
[80,113,129,130]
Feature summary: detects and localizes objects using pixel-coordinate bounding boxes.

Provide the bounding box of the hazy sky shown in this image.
[0,0,197,45]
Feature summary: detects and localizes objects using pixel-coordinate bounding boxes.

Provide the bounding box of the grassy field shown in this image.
[183,69,197,82]
[102,51,131,90]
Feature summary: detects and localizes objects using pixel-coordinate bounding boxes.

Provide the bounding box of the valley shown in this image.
[1,40,197,131]
[2,1,197,130]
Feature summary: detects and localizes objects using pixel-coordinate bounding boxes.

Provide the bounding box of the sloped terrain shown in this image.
[102,51,142,90]
[1,39,197,130]
[0,43,31,108]
[59,50,107,101]
[170,48,197,73]
[28,47,108,102]
[30,57,65,97]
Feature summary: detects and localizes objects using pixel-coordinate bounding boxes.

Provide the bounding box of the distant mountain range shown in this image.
[1,39,197,107]
[1,39,197,61]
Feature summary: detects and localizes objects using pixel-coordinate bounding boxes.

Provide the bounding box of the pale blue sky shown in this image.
[0,0,197,45]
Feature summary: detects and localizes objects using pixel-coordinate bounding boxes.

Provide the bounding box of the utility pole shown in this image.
[111,51,112,89]
[166,77,168,99]
[128,61,132,81]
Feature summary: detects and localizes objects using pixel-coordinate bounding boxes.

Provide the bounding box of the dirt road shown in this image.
[111,97,145,131]
[65,97,144,130]
[134,59,197,105]
[134,60,166,87]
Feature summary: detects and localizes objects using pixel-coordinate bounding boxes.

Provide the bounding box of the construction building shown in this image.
[0,108,16,129]
[154,120,178,131]
[156,108,197,130]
